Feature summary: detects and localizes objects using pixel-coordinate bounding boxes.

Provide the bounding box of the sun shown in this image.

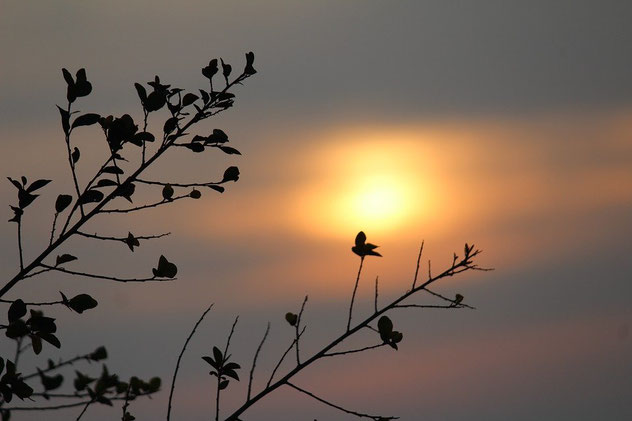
[338,174,412,233]
[291,130,436,238]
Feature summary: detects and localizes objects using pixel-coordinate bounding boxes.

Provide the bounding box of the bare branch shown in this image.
[411,241,424,289]
[99,195,189,214]
[266,326,306,388]
[286,382,397,420]
[76,231,170,242]
[247,323,270,401]
[374,276,379,313]
[295,295,308,365]
[322,343,387,358]
[167,304,214,421]
[347,257,365,332]
[40,264,170,283]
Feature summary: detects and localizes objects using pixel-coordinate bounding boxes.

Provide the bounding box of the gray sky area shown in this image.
[1,1,631,420]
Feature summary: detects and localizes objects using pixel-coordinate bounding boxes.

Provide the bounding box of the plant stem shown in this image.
[346,257,364,331]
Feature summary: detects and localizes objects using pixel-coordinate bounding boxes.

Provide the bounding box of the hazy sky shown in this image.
[1,1,631,420]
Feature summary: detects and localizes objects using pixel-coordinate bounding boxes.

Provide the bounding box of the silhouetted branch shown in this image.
[167,304,214,421]
[40,264,169,283]
[295,295,308,365]
[49,212,60,246]
[322,343,387,358]
[247,323,270,401]
[422,287,476,310]
[3,391,154,412]
[411,241,424,290]
[347,257,364,332]
[136,179,223,188]
[0,298,63,307]
[216,316,239,421]
[76,231,170,243]
[99,195,190,214]
[224,247,483,421]
[17,220,24,271]
[266,326,306,388]
[286,382,397,420]
[374,276,379,313]
[22,351,96,381]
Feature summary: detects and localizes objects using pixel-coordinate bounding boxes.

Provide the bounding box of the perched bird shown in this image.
[351,231,382,258]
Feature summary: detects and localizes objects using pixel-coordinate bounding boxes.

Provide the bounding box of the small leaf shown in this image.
[56,254,77,266]
[207,129,228,143]
[212,346,223,365]
[72,147,80,164]
[8,300,27,323]
[125,232,140,251]
[26,179,52,193]
[78,189,104,204]
[218,146,241,155]
[72,113,100,128]
[244,51,256,75]
[377,316,393,342]
[182,93,199,106]
[186,142,205,153]
[57,106,70,135]
[31,335,43,355]
[102,166,124,175]
[220,58,232,84]
[134,131,155,143]
[162,184,174,201]
[38,332,61,349]
[152,255,177,278]
[39,371,63,391]
[67,294,98,314]
[219,379,229,390]
[221,166,240,183]
[134,83,147,104]
[89,346,107,361]
[189,189,201,199]
[163,117,179,135]
[95,179,118,188]
[208,185,225,193]
[285,312,298,326]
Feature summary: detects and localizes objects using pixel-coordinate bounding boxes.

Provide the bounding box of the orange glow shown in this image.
[290,129,441,238]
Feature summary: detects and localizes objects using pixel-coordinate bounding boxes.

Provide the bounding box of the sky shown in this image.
[1,1,631,420]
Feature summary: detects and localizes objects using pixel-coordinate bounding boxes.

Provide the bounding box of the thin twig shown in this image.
[40,264,169,283]
[76,231,170,242]
[223,316,239,356]
[0,298,63,307]
[22,352,94,381]
[247,323,270,401]
[17,220,24,270]
[347,257,365,332]
[411,241,424,289]
[374,276,379,313]
[4,391,154,411]
[75,398,93,420]
[136,179,222,188]
[322,343,387,358]
[99,195,189,214]
[422,288,476,310]
[266,326,306,388]
[49,212,59,246]
[295,295,308,365]
[286,382,397,420]
[167,304,214,421]
[217,316,239,421]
